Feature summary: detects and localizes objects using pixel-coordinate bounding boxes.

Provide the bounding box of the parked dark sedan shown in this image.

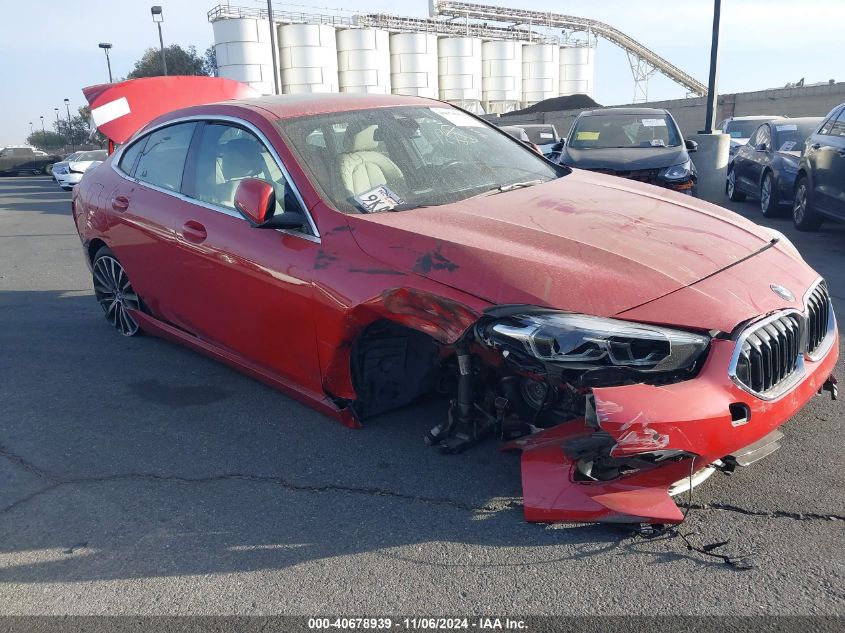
[726,117,822,217]
[559,108,698,194]
[792,103,845,230]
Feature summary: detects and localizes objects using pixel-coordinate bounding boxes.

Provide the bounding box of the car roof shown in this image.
[578,107,669,117]
[727,115,781,121]
[767,117,824,126]
[228,93,440,120]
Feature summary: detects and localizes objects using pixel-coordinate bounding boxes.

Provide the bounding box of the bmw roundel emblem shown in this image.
[770,284,795,301]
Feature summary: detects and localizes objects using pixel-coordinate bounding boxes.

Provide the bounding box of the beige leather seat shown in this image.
[337,124,405,197]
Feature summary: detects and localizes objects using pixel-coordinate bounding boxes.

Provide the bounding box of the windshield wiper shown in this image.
[473,179,549,199]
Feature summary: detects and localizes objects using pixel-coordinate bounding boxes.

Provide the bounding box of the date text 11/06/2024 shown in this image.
[307,617,528,630]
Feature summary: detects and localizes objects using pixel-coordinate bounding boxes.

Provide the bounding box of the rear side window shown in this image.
[818,108,842,136]
[830,108,845,138]
[134,122,196,192]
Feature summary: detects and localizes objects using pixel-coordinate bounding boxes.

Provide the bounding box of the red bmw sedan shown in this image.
[73,77,839,524]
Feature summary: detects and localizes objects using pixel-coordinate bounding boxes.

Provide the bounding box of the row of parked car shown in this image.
[49,150,108,190]
[0,145,108,190]
[498,101,845,231]
[498,108,699,196]
[724,104,845,231]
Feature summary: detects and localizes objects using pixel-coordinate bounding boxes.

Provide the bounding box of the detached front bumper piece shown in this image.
[509,336,839,524]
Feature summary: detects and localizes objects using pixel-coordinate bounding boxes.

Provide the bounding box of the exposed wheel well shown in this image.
[350,319,442,420]
[87,238,108,264]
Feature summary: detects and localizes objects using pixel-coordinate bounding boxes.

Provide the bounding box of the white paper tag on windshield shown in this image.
[354,184,404,213]
[650,139,666,147]
[779,140,797,151]
[540,132,554,139]
[776,124,798,131]
[430,107,484,128]
[641,118,667,127]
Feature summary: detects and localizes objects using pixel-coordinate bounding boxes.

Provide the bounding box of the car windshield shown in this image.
[771,121,819,154]
[74,150,107,162]
[726,119,772,139]
[278,105,563,214]
[568,113,681,149]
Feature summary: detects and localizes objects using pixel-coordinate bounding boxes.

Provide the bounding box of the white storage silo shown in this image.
[278,23,339,94]
[482,40,522,114]
[438,37,484,113]
[336,28,391,94]
[559,46,595,96]
[522,44,560,106]
[212,18,275,95]
[390,33,439,98]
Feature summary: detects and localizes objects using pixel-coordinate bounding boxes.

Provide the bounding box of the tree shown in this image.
[127,44,209,79]
[202,46,218,77]
[26,131,66,152]
[78,106,108,148]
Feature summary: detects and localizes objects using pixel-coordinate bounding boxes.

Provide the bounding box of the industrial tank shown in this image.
[336,28,391,94]
[559,46,595,96]
[389,33,439,98]
[278,23,339,94]
[522,43,560,106]
[212,18,276,95]
[438,37,484,113]
[481,40,522,114]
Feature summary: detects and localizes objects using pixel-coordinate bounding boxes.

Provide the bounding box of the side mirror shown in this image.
[684,139,698,152]
[755,142,769,152]
[234,178,307,230]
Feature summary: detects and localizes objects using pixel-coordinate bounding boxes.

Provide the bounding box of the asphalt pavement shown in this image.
[0,176,843,616]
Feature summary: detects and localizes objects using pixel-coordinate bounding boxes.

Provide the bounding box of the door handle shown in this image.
[181,220,207,244]
[111,195,129,211]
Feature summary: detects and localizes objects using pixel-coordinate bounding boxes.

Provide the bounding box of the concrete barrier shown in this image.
[688,132,730,204]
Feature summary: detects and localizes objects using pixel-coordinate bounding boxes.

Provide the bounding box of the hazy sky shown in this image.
[1,0,842,146]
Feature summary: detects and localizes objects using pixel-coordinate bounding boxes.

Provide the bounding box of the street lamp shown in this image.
[54,107,60,126]
[40,116,44,132]
[98,42,114,83]
[150,6,167,76]
[64,98,75,152]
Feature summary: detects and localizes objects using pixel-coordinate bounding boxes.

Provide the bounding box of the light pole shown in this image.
[29,121,33,135]
[98,42,114,82]
[40,116,44,133]
[151,6,167,76]
[54,107,60,126]
[702,0,722,134]
[64,98,75,152]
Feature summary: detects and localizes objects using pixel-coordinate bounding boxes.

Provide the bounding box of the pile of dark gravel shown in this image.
[503,93,601,116]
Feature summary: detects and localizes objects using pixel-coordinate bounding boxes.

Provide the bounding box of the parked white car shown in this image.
[718,115,781,158]
[53,150,107,190]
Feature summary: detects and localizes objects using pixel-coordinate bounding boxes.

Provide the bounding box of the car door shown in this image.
[733,124,761,193]
[744,123,771,193]
[812,107,845,217]
[169,119,322,390]
[103,121,200,322]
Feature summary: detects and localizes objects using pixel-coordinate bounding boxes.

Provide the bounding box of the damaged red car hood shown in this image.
[350,170,775,319]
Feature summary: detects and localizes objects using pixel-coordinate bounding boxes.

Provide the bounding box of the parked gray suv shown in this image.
[793,103,845,230]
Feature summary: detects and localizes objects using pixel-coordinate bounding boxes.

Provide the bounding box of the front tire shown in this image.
[760,171,780,217]
[727,168,745,201]
[792,176,822,231]
[92,247,142,337]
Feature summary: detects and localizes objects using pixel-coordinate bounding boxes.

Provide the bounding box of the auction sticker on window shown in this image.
[430,107,484,127]
[354,185,404,213]
[642,118,667,127]
[779,140,797,151]
[776,124,798,131]
[576,131,600,140]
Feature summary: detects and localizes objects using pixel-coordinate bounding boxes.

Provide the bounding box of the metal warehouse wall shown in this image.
[494,81,845,137]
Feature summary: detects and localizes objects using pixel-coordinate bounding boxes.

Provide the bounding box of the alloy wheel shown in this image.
[793,183,806,224]
[727,171,735,197]
[761,175,771,212]
[92,255,140,336]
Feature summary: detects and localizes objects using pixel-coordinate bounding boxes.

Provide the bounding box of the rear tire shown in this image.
[760,171,780,217]
[726,168,745,201]
[92,246,142,337]
[792,176,823,231]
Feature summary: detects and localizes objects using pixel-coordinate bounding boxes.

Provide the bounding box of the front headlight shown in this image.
[483,312,710,373]
[660,160,692,181]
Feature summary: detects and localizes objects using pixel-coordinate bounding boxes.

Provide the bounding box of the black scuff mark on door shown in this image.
[315,250,338,270]
[348,268,406,276]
